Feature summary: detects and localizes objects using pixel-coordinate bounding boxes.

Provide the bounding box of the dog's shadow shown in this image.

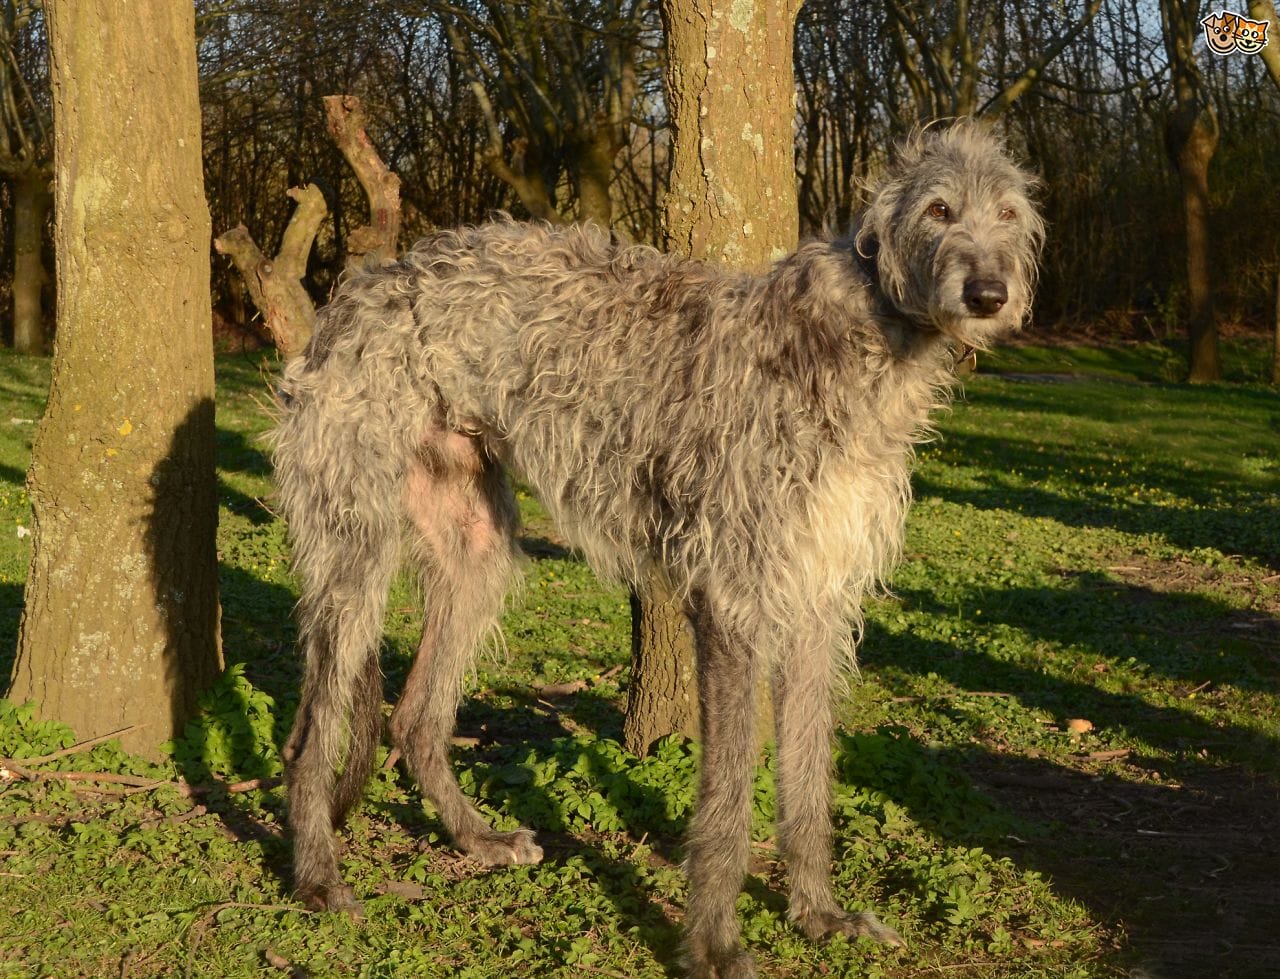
[365,699,692,975]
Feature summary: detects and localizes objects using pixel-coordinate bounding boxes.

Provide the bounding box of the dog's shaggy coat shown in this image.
[274,120,1043,977]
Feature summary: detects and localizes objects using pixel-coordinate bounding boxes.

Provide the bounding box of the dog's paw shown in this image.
[686,947,758,979]
[297,881,364,920]
[460,827,544,866]
[794,908,904,947]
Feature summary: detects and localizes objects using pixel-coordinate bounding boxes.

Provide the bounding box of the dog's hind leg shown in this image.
[328,648,384,826]
[283,498,400,916]
[390,437,541,866]
[683,593,760,979]
[772,628,904,948]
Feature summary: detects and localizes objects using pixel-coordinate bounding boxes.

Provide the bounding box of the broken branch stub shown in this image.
[322,94,401,268]
[213,182,326,360]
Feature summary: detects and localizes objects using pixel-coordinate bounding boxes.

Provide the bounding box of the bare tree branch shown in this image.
[981,0,1105,116]
[214,183,326,360]
[323,95,402,267]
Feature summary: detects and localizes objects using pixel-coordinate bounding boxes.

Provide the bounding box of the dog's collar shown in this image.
[953,344,978,374]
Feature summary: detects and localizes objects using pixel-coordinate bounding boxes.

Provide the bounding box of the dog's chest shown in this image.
[803,445,912,599]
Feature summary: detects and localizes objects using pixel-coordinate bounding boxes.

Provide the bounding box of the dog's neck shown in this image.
[849,239,974,373]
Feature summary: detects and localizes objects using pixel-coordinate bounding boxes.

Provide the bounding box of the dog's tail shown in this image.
[271,276,425,766]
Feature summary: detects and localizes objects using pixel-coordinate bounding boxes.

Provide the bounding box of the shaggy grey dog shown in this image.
[273,119,1043,977]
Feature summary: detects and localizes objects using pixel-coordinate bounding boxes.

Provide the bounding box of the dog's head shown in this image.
[854,120,1045,349]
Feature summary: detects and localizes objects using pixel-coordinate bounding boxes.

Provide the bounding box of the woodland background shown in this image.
[2,0,1279,361]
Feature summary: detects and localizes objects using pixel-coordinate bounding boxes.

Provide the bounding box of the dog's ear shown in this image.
[854,181,907,305]
[852,219,878,261]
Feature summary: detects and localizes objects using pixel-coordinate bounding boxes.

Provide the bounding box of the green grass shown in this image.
[0,344,1277,977]
[984,333,1273,385]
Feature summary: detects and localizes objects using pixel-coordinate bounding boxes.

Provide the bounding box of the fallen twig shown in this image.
[1,763,283,800]
[221,776,284,794]
[1,764,163,789]
[537,679,589,698]
[139,804,209,830]
[537,663,625,699]
[4,725,141,766]
[891,691,1014,702]
[263,947,311,978]
[1081,748,1131,761]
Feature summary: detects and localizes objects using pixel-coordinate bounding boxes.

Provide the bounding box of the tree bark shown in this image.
[621,588,699,753]
[10,168,50,354]
[661,0,803,264]
[1161,0,1221,383]
[1172,108,1221,383]
[1248,1,1280,90]
[623,0,803,756]
[1273,265,1280,386]
[9,0,222,759]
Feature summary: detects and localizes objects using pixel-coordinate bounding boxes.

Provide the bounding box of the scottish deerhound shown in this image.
[273,120,1043,977]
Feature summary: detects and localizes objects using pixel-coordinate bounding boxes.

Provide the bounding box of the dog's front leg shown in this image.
[772,629,904,949]
[682,593,759,978]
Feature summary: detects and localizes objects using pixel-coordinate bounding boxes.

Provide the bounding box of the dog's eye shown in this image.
[998,206,1017,221]
[926,202,951,221]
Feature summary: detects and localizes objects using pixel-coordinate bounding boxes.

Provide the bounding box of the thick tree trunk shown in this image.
[622,585,699,753]
[11,169,51,354]
[661,0,802,264]
[1273,265,1280,386]
[623,0,803,756]
[576,133,616,227]
[1248,1,1280,90]
[1161,0,1221,383]
[1172,108,1221,383]
[9,0,221,759]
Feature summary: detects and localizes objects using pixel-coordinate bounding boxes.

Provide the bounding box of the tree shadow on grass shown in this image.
[863,593,1279,778]
[916,464,1280,571]
[834,722,1280,978]
[920,380,1280,569]
[166,561,303,883]
[215,427,277,525]
[897,573,1280,696]
[855,606,1280,977]
[363,685,692,975]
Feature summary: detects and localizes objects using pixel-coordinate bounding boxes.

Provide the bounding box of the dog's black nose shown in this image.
[963,279,1008,316]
